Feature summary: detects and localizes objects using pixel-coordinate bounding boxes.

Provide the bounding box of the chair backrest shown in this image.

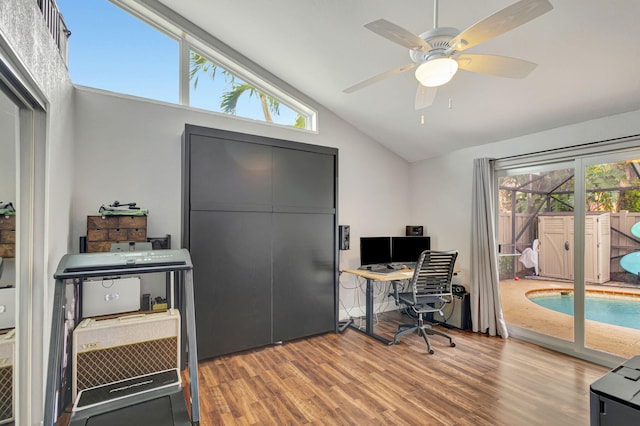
[409,250,458,304]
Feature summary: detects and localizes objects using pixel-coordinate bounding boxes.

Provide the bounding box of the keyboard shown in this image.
[369,268,397,274]
[371,264,405,274]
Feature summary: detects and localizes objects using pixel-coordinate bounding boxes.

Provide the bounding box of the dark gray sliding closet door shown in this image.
[183,125,337,359]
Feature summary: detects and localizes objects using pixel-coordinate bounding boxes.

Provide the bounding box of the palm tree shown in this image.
[189,52,305,128]
[220,83,279,122]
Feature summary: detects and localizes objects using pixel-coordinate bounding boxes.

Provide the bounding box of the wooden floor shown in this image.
[195,311,610,426]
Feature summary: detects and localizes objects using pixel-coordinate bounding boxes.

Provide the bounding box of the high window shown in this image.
[57,0,179,103]
[57,0,315,130]
[188,49,305,128]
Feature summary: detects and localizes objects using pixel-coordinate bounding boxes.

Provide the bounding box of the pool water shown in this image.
[529,293,640,330]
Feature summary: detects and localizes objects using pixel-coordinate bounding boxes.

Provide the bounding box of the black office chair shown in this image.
[390,250,458,354]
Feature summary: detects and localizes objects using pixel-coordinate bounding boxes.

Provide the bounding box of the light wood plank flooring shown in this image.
[195,311,609,425]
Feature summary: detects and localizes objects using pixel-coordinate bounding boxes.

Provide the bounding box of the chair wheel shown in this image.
[450,342,456,347]
[428,349,435,355]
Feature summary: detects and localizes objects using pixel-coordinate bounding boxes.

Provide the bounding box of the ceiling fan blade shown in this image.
[415,85,437,110]
[343,63,416,94]
[364,19,431,51]
[456,54,537,78]
[448,0,553,53]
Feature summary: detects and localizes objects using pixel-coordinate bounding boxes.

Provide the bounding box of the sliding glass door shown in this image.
[578,152,640,359]
[497,146,640,364]
[497,163,575,345]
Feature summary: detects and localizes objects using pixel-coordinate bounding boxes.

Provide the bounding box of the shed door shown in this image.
[539,216,571,279]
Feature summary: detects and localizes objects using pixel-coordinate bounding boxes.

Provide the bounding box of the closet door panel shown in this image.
[190,135,272,212]
[272,213,335,342]
[272,148,335,211]
[190,210,272,359]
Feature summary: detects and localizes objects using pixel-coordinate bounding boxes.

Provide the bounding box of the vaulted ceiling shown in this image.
[158,0,640,162]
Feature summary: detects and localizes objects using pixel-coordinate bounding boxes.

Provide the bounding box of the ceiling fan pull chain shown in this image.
[448,97,453,109]
[421,112,425,125]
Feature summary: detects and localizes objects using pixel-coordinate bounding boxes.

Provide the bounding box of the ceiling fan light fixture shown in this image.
[415,57,458,87]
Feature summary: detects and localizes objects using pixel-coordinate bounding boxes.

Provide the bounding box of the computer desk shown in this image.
[341,268,415,345]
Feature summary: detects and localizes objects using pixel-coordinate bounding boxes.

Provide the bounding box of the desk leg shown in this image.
[347,278,393,345]
[338,318,353,332]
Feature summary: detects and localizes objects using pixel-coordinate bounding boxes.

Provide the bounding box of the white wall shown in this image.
[72,87,412,318]
[409,109,640,291]
[73,90,640,323]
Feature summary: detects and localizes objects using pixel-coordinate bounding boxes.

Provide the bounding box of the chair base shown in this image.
[394,322,455,355]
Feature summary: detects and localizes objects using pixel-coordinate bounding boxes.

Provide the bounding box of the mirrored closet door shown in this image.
[0,79,18,425]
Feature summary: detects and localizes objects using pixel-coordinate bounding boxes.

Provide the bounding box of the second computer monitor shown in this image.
[391,236,431,264]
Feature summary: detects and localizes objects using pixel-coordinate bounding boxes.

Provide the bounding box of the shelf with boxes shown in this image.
[85,215,147,253]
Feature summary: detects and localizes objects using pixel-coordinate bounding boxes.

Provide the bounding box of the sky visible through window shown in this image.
[57,0,300,126]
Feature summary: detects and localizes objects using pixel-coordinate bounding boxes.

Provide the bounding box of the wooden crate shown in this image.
[86,215,147,252]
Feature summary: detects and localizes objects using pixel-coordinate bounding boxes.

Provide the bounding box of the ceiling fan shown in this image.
[344,0,554,110]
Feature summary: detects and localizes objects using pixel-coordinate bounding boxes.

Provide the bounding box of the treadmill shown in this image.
[44,249,200,425]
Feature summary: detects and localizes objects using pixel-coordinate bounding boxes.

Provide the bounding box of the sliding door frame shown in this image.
[1,39,48,425]
[494,134,640,367]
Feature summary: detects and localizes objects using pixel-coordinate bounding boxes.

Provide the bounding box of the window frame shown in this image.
[110,0,317,131]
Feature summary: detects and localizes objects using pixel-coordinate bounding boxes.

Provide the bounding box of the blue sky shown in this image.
[56,0,299,125]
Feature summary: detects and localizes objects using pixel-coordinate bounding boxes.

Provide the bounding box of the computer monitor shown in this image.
[359,237,392,267]
[391,236,431,264]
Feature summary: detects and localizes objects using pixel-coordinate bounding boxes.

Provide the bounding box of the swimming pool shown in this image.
[527,291,640,330]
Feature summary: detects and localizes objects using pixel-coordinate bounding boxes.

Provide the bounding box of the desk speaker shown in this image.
[430,293,470,330]
[72,310,180,401]
[339,225,350,250]
[0,330,14,425]
[405,226,423,236]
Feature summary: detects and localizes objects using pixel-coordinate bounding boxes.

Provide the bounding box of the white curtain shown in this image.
[470,158,508,337]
